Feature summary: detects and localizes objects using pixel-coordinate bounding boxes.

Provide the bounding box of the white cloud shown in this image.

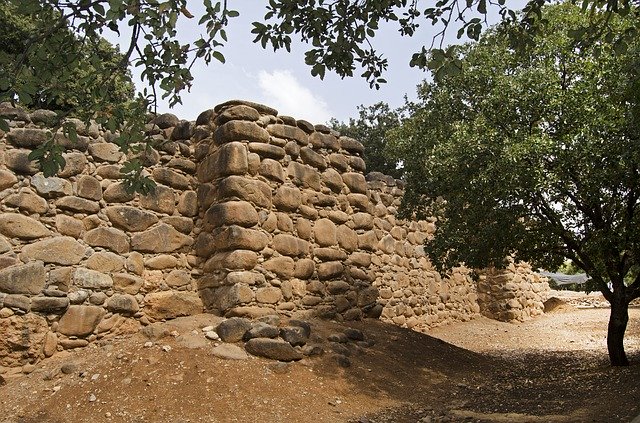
[257,70,333,124]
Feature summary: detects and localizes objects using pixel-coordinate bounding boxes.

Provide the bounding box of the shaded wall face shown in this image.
[193,100,483,325]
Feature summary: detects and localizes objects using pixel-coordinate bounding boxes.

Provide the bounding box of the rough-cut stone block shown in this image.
[342,172,368,194]
[266,124,308,145]
[0,261,45,295]
[337,226,358,252]
[107,294,139,315]
[88,142,123,163]
[6,128,49,148]
[74,268,113,289]
[59,152,88,177]
[131,223,192,253]
[328,153,349,172]
[139,184,175,214]
[263,256,295,279]
[58,305,105,337]
[309,132,340,150]
[103,182,135,203]
[205,284,254,312]
[294,259,315,279]
[258,158,285,182]
[272,234,309,257]
[152,168,191,190]
[86,251,125,272]
[245,338,303,361]
[271,186,300,212]
[144,291,203,320]
[166,269,191,288]
[215,120,270,144]
[212,226,269,252]
[347,193,371,212]
[0,213,50,239]
[5,149,38,174]
[204,250,258,272]
[217,176,272,208]
[21,236,86,265]
[216,105,261,124]
[313,218,337,247]
[113,273,143,295]
[339,136,365,155]
[204,201,258,230]
[300,147,327,170]
[0,169,18,190]
[318,261,344,280]
[55,196,100,214]
[177,190,198,217]
[4,189,48,214]
[287,162,321,190]
[106,206,159,232]
[322,168,344,193]
[248,142,286,160]
[352,212,374,229]
[31,296,69,312]
[256,287,282,304]
[313,248,347,262]
[84,227,130,253]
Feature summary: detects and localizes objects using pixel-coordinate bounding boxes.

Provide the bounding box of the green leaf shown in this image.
[212,51,225,63]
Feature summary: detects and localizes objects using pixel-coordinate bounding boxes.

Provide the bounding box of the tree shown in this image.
[329,102,404,178]
[0,0,134,112]
[1,1,637,191]
[387,3,640,366]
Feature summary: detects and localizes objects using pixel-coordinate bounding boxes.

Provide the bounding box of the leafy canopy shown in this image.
[388,3,640,306]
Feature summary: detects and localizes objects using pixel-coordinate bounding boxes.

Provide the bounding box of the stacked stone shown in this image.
[194,100,379,320]
[0,103,202,367]
[365,172,481,329]
[477,261,550,322]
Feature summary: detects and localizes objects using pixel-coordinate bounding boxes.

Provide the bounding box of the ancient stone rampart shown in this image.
[0,100,549,368]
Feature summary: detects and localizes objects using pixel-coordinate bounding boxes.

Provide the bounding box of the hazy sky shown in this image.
[107,1,523,124]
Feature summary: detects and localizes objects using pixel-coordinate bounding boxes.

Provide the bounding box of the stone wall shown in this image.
[0,100,549,368]
[0,103,202,367]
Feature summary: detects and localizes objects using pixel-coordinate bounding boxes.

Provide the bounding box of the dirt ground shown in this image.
[1,294,639,423]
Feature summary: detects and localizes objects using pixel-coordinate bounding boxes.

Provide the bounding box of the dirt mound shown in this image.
[544,297,576,313]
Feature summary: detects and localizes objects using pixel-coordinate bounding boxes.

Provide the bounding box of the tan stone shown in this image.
[300,147,327,170]
[43,331,57,357]
[0,261,45,294]
[55,196,100,214]
[107,294,139,315]
[0,236,11,254]
[84,227,130,254]
[4,189,48,214]
[322,168,344,193]
[328,153,349,172]
[144,291,203,320]
[58,305,105,336]
[139,184,175,214]
[203,201,258,230]
[211,226,269,252]
[318,261,344,280]
[217,176,272,208]
[313,247,347,262]
[5,149,38,174]
[309,132,339,150]
[348,252,371,267]
[358,231,378,251]
[74,268,113,289]
[96,164,123,180]
[313,218,337,247]
[145,254,179,269]
[162,216,194,234]
[261,212,277,232]
[0,314,48,366]
[273,185,302,211]
[295,218,312,240]
[203,284,253,312]
[113,273,144,294]
[337,225,358,252]
[204,250,258,272]
[88,142,123,162]
[378,234,396,254]
[266,124,308,145]
[215,105,261,124]
[339,136,365,154]
[55,215,84,238]
[248,142,286,160]
[126,252,144,275]
[0,213,50,239]
[103,182,135,203]
[347,193,370,212]
[287,162,321,190]
[77,175,102,200]
[258,158,285,182]
[106,206,159,232]
[21,236,86,265]
[215,120,270,144]
[328,210,349,224]
[256,287,282,304]
[342,173,367,194]
[177,190,198,217]
[247,152,260,175]
[0,169,18,190]
[352,212,374,229]
[350,156,366,172]
[152,168,191,190]
[166,270,191,288]
[226,271,266,286]
[272,234,309,257]
[303,191,337,207]
[86,251,125,272]
[263,256,295,279]
[131,223,192,253]
[294,259,315,279]
[198,142,248,183]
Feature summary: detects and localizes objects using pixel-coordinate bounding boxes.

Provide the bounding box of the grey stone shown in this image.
[21,236,86,265]
[279,326,309,347]
[73,268,113,289]
[211,343,249,360]
[0,261,45,295]
[106,294,139,315]
[243,322,279,341]
[244,338,303,362]
[31,296,69,312]
[216,317,252,343]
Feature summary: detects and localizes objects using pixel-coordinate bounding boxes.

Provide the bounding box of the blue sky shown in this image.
[107,1,524,124]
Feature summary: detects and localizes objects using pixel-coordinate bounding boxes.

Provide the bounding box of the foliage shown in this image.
[329,102,404,178]
[252,0,640,88]
[388,3,640,364]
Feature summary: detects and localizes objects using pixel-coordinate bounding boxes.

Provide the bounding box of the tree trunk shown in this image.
[607,288,630,366]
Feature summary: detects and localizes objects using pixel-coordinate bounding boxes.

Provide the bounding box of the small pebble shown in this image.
[162,345,172,352]
[88,394,96,402]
